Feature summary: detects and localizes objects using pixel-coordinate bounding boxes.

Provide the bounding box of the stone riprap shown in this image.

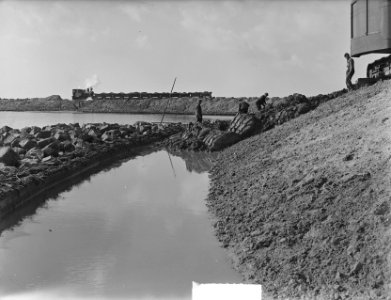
[0,121,184,218]
[165,90,347,152]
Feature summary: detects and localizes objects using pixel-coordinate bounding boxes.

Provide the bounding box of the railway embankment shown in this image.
[207,80,391,299]
[0,121,184,218]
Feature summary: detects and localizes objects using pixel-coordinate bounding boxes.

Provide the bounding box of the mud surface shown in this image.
[207,81,391,299]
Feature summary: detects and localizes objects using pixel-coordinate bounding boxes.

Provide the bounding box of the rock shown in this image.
[62,141,75,152]
[20,127,32,138]
[101,130,120,142]
[13,147,26,155]
[19,139,38,151]
[53,130,70,141]
[2,132,20,145]
[35,130,51,139]
[0,146,19,167]
[205,131,241,152]
[42,144,59,157]
[0,126,12,134]
[80,133,94,143]
[68,128,82,140]
[37,137,55,149]
[87,128,100,138]
[30,126,41,135]
[198,128,211,139]
[20,158,40,167]
[25,147,44,160]
[10,138,21,148]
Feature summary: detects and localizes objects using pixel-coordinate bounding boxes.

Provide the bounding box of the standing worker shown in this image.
[256,92,268,111]
[196,99,203,123]
[344,52,355,91]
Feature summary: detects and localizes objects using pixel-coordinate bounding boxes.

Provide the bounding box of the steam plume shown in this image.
[84,74,100,89]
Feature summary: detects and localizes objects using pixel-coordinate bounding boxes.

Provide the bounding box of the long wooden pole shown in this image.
[160,77,177,124]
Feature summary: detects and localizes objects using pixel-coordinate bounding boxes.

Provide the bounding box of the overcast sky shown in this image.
[0,0,386,99]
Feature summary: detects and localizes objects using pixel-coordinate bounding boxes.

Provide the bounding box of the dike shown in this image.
[207,81,391,299]
[165,90,346,152]
[0,122,184,218]
[0,92,344,115]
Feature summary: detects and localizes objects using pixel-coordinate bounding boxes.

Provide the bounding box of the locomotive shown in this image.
[351,0,391,81]
[72,88,212,101]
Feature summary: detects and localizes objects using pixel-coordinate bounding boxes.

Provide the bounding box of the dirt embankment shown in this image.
[207,81,391,299]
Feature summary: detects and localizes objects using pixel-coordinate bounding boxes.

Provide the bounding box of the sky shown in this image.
[0,0,387,99]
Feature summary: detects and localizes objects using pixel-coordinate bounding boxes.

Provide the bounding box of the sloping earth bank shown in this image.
[207,81,391,299]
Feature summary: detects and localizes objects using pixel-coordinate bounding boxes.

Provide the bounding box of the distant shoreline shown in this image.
[0,109,235,116]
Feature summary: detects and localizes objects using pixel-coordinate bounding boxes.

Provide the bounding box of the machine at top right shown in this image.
[351,0,391,82]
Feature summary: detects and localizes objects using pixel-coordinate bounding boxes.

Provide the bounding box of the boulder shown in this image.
[10,138,20,148]
[30,126,41,135]
[204,131,241,152]
[68,128,82,140]
[20,158,40,167]
[19,139,38,151]
[13,147,26,155]
[2,132,20,145]
[80,133,94,143]
[228,113,260,137]
[0,146,19,167]
[198,128,211,139]
[20,127,32,138]
[0,126,12,134]
[42,144,59,157]
[53,130,70,142]
[62,140,75,152]
[37,137,55,149]
[25,147,44,160]
[87,128,100,138]
[35,130,52,139]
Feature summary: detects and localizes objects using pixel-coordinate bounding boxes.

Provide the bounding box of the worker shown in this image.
[256,92,268,111]
[195,99,203,123]
[344,53,355,91]
[238,99,249,114]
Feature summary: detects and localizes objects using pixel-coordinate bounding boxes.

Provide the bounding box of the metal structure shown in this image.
[351,0,391,79]
[72,88,212,101]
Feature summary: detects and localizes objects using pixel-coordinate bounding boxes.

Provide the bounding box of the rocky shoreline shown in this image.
[165,90,347,152]
[0,122,184,218]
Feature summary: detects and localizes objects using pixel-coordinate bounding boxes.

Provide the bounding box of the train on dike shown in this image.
[72,88,213,101]
[351,0,391,84]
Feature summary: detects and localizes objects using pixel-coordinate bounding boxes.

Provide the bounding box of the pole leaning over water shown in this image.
[160,77,177,124]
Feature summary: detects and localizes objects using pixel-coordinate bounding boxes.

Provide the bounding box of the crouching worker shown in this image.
[256,92,268,111]
[238,99,250,114]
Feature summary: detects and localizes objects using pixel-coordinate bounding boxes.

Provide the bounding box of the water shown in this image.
[0,111,232,129]
[0,150,241,300]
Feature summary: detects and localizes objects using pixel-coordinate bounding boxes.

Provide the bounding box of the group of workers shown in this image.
[195,53,356,123]
[195,93,270,123]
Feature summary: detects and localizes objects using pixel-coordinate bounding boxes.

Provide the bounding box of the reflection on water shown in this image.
[0,150,241,299]
[0,111,232,129]
[168,150,219,174]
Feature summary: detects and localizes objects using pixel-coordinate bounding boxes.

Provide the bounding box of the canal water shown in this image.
[0,150,242,299]
[0,111,232,129]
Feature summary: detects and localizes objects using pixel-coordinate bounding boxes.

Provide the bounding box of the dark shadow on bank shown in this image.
[166,148,219,174]
[0,145,160,237]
